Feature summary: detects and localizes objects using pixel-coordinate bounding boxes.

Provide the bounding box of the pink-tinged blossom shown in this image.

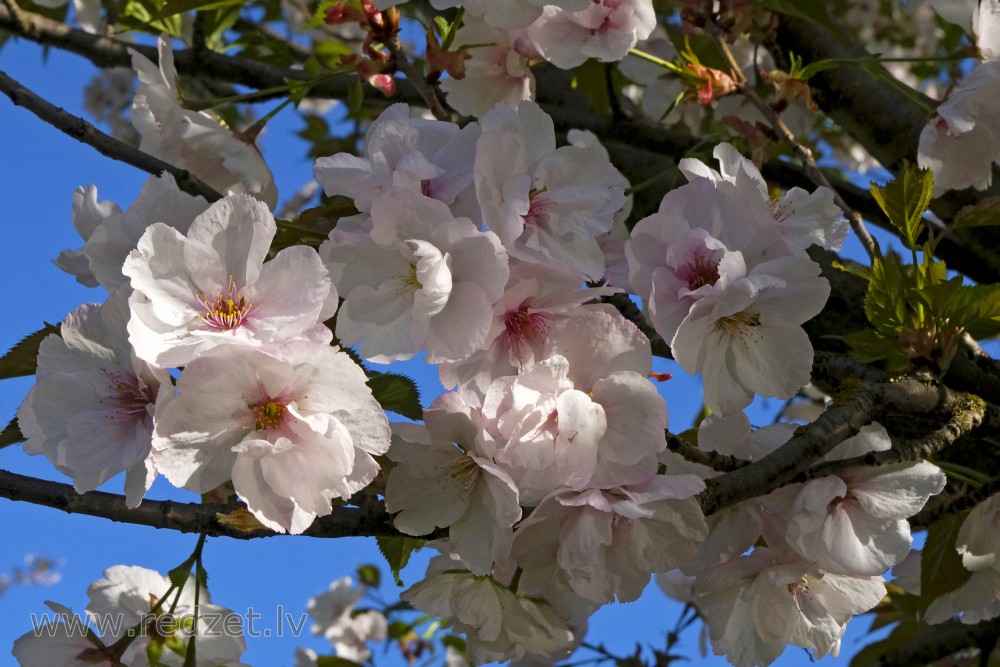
[152,342,391,534]
[56,174,210,292]
[695,548,886,667]
[308,577,387,661]
[438,261,617,398]
[13,602,108,667]
[925,493,1000,624]
[785,460,946,576]
[130,36,277,207]
[385,392,520,575]
[480,308,669,502]
[918,60,1000,193]
[14,567,245,666]
[512,476,708,605]
[439,20,536,118]
[18,288,172,508]
[54,184,122,287]
[475,102,627,280]
[401,570,574,664]
[123,194,337,368]
[670,255,830,416]
[679,143,847,256]
[314,103,480,217]
[541,309,668,489]
[526,0,656,69]
[87,565,245,667]
[324,190,508,363]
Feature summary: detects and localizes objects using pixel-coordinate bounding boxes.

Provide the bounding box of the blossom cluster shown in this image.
[11,17,963,667]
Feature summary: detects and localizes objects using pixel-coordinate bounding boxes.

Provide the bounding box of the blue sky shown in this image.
[0,34,893,667]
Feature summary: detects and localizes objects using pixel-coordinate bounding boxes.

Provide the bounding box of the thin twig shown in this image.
[0,69,222,201]
[704,16,878,261]
[666,432,749,473]
[386,32,449,121]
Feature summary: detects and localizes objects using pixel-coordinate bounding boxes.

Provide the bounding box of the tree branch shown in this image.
[805,392,990,479]
[0,469,398,539]
[874,617,1000,667]
[0,68,222,201]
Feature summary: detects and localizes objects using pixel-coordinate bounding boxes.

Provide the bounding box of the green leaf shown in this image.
[167,563,192,589]
[831,258,872,281]
[367,373,422,421]
[865,251,912,334]
[917,282,1000,340]
[441,634,467,653]
[348,78,364,114]
[950,196,1000,235]
[0,324,59,381]
[571,58,624,116]
[376,536,424,586]
[921,511,973,612]
[870,162,934,250]
[356,563,381,588]
[0,416,24,449]
[843,329,907,368]
[147,0,245,22]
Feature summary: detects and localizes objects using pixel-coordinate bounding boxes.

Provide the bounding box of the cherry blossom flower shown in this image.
[670,255,830,416]
[308,577,387,661]
[512,475,708,605]
[152,342,391,534]
[402,569,574,664]
[918,60,1000,193]
[130,36,277,207]
[56,174,210,292]
[475,101,627,280]
[123,194,337,368]
[18,288,172,508]
[15,565,246,667]
[314,103,480,217]
[324,189,508,363]
[526,0,656,69]
[696,547,886,667]
[925,492,1000,624]
[385,392,521,575]
[438,261,616,398]
[438,20,536,118]
[678,143,847,256]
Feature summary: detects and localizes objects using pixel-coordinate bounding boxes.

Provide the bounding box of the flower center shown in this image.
[104,370,156,420]
[402,263,422,290]
[449,455,481,499]
[251,398,289,431]
[716,311,761,337]
[504,307,551,343]
[524,185,549,225]
[197,277,256,331]
[677,252,720,290]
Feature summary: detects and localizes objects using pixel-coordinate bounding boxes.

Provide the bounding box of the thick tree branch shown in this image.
[0,68,222,201]
[0,469,398,539]
[700,384,881,515]
[805,392,990,479]
[701,375,973,516]
[874,617,1000,667]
